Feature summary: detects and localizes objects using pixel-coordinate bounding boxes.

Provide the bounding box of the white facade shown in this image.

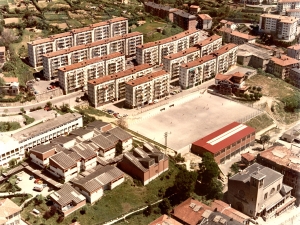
[81,157,97,171]
[259,14,298,41]
[278,0,300,13]
[99,148,116,159]
[49,162,79,182]
[286,9,300,24]
[30,153,49,168]
[122,138,133,152]
[287,44,300,59]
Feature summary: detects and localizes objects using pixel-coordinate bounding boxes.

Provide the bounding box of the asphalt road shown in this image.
[0,91,84,114]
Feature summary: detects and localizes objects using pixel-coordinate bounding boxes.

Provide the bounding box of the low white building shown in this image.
[0,198,22,225]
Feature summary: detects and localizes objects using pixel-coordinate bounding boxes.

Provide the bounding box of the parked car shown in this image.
[33,185,44,192]
[153,99,159,103]
[29,176,34,180]
[47,87,51,90]
[34,179,43,184]
[107,110,114,114]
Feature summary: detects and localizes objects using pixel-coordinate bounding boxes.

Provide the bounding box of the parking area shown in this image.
[14,171,53,197]
[128,92,260,153]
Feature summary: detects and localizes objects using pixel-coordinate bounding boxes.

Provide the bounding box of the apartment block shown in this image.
[179,54,217,89]
[287,44,300,59]
[125,70,170,108]
[173,10,198,30]
[267,54,299,79]
[88,64,152,107]
[286,9,300,24]
[136,29,206,65]
[259,14,298,41]
[197,14,213,30]
[163,47,201,79]
[145,2,178,21]
[27,17,128,68]
[0,46,5,63]
[198,35,222,57]
[289,68,300,88]
[278,0,300,13]
[213,43,238,74]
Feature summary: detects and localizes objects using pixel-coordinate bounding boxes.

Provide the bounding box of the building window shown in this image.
[270,187,275,195]
[277,184,280,191]
[264,193,268,200]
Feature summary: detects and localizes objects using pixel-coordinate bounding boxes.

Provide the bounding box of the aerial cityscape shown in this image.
[0,0,300,224]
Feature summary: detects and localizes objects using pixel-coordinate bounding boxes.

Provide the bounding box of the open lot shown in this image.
[129,92,260,153]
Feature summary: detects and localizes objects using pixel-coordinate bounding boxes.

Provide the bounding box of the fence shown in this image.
[235,110,262,123]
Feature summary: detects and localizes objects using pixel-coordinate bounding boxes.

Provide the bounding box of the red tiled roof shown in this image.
[3,77,18,83]
[198,14,212,20]
[213,43,238,56]
[241,152,256,162]
[288,44,300,50]
[271,54,299,67]
[192,122,255,154]
[172,198,212,225]
[197,35,221,47]
[181,54,216,68]
[126,70,168,86]
[164,47,200,60]
[149,215,183,225]
[50,32,72,39]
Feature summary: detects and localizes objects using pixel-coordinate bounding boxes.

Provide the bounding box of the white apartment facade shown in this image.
[198,35,222,57]
[278,0,300,13]
[259,14,298,41]
[163,47,201,79]
[88,64,153,107]
[28,17,128,68]
[287,44,300,59]
[136,29,206,65]
[179,54,217,89]
[43,32,142,80]
[125,70,170,108]
[214,43,238,73]
[286,9,300,23]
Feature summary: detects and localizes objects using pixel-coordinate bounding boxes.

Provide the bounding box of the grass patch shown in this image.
[74,106,113,118]
[23,114,35,125]
[244,113,274,132]
[44,12,69,21]
[0,194,33,206]
[66,19,82,28]
[0,122,21,132]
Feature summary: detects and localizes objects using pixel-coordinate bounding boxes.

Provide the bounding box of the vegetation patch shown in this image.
[0,121,21,132]
[244,113,274,132]
[23,114,35,125]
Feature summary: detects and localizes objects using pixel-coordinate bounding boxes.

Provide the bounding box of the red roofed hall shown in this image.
[191,122,255,164]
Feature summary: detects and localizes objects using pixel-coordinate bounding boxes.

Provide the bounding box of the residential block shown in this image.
[267,54,299,79]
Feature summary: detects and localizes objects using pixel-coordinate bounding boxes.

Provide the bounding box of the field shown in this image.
[129,92,260,153]
[245,113,274,132]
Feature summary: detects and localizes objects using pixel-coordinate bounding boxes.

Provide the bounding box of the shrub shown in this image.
[2,62,14,72]
[23,114,35,125]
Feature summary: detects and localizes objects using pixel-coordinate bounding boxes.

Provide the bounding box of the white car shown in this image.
[17,177,22,181]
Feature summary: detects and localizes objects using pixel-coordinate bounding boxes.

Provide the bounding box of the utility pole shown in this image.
[164,132,168,155]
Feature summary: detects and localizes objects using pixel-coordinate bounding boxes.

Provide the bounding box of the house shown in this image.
[0,198,21,225]
[241,152,256,166]
[215,72,248,95]
[70,128,94,141]
[189,5,200,14]
[280,123,300,143]
[172,198,247,225]
[267,54,299,79]
[70,143,97,171]
[30,144,57,168]
[0,77,19,96]
[104,127,133,152]
[48,151,79,182]
[191,122,255,164]
[287,44,300,60]
[50,184,86,217]
[149,215,183,225]
[257,145,300,205]
[228,163,295,220]
[90,134,117,159]
[220,27,256,45]
[86,121,112,132]
[198,14,212,30]
[220,20,237,30]
[71,165,124,203]
[118,147,168,185]
[51,136,76,149]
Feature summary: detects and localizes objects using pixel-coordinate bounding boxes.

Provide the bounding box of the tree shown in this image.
[143,204,153,216]
[2,62,14,72]
[0,29,18,47]
[35,194,44,205]
[159,198,171,215]
[20,108,25,114]
[230,163,239,174]
[282,93,300,112]
[260,134,270,149]
[8,158,17,168]
[199,153,219,183]
[60,103,71,113]
[0,77,5,86]
[174,166,197,201]
[46,101,52,108]
[206,178,223,199]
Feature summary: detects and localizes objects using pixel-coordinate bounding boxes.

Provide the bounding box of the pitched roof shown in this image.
[125,70,168,87]
[70,128,94,137]
[149,214,183,225]
[0,198,21,224]
[71,143,97,160]
[50,151,77,169]
[271,54,299,66]
[213,43,238,56]
[241,152,256,162]
[230,163,283,188]
[50,184,85,206]
[288,44,300,50]
[72,165,124,193]
[164,47,200,60]
[90,134,116,150]
[192,122,255,154]
[260,14,298,23]
[198,14,212,20]
[106,127,132,141]
[198,35,221,47]
[30,143,57,154]
[173,9,196,19]
[3,77,18,83]
[181,54,216,69]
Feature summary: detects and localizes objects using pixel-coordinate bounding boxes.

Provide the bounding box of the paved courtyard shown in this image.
[128,92,260,153]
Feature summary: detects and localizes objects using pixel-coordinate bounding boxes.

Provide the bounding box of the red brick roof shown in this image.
[3,77,18,83]
[197,35,221,47]
[241,152,256,162]
[181,54,216,68]
[192,122,255,154]
[212,43,237,56]
[126,70,168,86]
[164,47,200,60]
[149,215,183,225]
[271,54,299,67]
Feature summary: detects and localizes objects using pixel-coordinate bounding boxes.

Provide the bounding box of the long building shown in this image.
[259,14,298,41]
[27,17,128,68]
[58,53,126,94]
[267,54,299,79]
[136,29,207,65]
[179,43,238,89]
[88,64,153,107]
[125,70,170,108]
[286,9,300,24]
[191,122,255,164]
[278,0,300,13]
[43,32,142,80]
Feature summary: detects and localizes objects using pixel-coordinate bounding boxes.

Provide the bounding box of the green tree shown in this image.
[0,77,5,86]
[35,194,44,205]
[159,198,171,215]
[143,204,153,216]
[46,101,52,108]
[8,158,17,168]
[174,166,197,201]
[260,134,270,149]
[230,163,239,174]
[199,153,219,183]
[282,93,300,112]
[20,108,25,114]
[206,177,223,199]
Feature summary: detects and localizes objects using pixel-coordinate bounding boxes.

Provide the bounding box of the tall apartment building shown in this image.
[287,44,300,59]
[0,46,5,63]
[286,9,300,24]
[88,64,153,107]
[213,43,238,74]
[198,14,213,30]
[43,32,142,80]
[136,29,206,65]
[278,0,300,13]
[145,2,177,22]
[163,47,201,79]
[198,35,222,57]
[58,53,125,94]
[267,54,299,79]
[220,28,256,45]
[289,67,300,87]
[27,17,128,68]
[173,10,198,30]
[259,14,298,41]
[125,70,170,108]
[179,54,217,89]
